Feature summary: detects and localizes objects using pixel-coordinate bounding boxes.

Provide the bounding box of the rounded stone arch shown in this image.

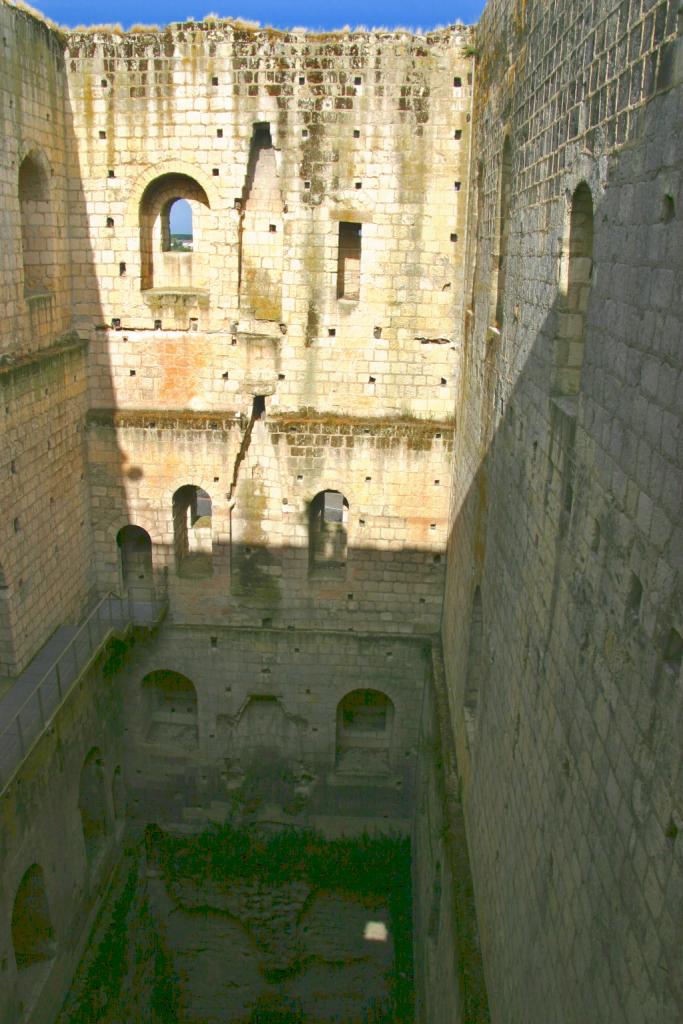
[18,146,54,295]
[17,144,53,189]
[335,688,395,774]
[11,862,56,1006]
[116,525,153,588]
[138,170,212,290]
[127,159,220,219]
[107,512,159,549]
[106,514,161,589]
[140,668,199,749]
[171,483,214,578]
[78,747,110,866]
[553,179,595,396]
[307,488,351,577]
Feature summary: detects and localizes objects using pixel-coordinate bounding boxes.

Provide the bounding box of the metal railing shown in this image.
[0,587,166,792]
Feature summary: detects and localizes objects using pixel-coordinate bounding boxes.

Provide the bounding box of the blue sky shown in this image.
[37,1,485,31]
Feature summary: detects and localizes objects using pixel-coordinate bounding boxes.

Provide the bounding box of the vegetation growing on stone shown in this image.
[150,824,414,1022]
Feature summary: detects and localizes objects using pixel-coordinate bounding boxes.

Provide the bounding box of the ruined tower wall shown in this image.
[119,625,430,832]
[0,652,127,1024]
[441,1,683,1021]
[87,412,451,632]
[0,5,72,355]
[63,21,475,637]
[66,23,473,420]
[0,6,93,674]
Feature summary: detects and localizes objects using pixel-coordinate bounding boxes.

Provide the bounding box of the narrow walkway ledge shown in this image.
[0,592,166,793]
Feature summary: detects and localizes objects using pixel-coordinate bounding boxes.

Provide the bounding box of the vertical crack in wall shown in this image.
[228,396,265,502]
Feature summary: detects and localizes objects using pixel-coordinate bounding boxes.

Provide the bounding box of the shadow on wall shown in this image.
[432,89,682,1023]
[1,9,115,677]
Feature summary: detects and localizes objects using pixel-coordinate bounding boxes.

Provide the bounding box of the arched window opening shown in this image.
[141,670,198,749]
[553,182,594,397]
[166,198,193,251]
[309,490,349,577]
[239,122,284,320]
[19,152,53,295]
[116,525,153,590]
[79,748,110,866]
[335,689,393,774]
[112,766,126,823]
[172,485,213,578]
[11,864,55,1007]
[493,136,512,329]
[463,587,484,750]
[139,173,209,290]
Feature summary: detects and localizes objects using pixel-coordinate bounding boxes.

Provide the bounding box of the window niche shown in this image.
[493,136,512,329]
[116,525,153,592]
[78,748,110,868]
[553,181,594,398]
[309,490,349,578]
[172,485,213,578]
[238,122,284,320]
[335,689,394,774]
[139,173,210,291]
[11,864,56,1010]
[141,670,198,749]
[19,151,54,296]
[337,222,362,300]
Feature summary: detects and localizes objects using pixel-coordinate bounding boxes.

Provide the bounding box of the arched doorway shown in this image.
[172,485,213,578]
[79,748,110,867]
[116,525,153,597]
[11,864,56,1010]
[141,670,198,749]
[335,689,393,775]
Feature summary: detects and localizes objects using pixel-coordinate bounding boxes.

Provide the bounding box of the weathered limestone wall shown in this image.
[67,21,473,420]
[442,1,683,1021]
[0,648,126,1024]
[0,4,96,676]
[0,3,73,356]
[87,411,452,633]
[413,648,488,1024]
[119,625,430,832]
[0,343,93,674]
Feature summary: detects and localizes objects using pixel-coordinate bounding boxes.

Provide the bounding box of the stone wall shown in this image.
[0,3,73,357]
[0,647,127,1024]
[442,1,683,1022]
[0,342,93,675]
[119,624,430,833]
[66,21,473,428]
[87,410,452,633]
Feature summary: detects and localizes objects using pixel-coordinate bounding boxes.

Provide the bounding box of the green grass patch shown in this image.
[148,823,414,1022]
